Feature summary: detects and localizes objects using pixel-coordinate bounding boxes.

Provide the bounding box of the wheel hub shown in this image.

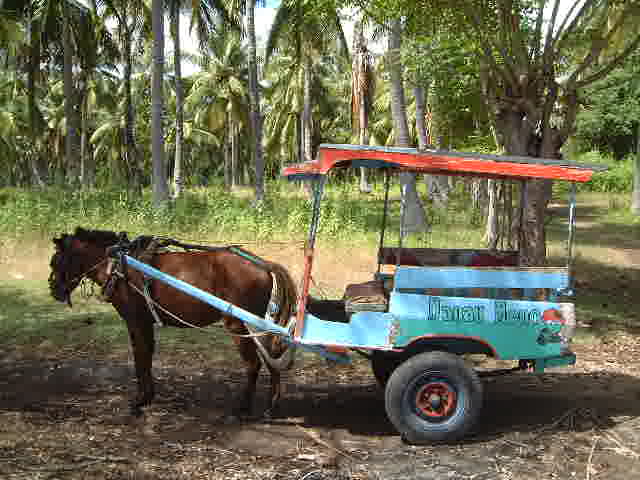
[415,381,457,418]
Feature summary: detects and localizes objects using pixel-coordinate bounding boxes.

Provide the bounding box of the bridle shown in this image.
[49,247,110,305]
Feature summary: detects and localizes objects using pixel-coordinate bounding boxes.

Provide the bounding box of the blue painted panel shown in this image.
[388,292,428,318]
[391,294,572,360]
[394,266,569,290]
[299,312,394,349]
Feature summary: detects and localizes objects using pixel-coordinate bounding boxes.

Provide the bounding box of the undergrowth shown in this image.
[0,179,487,249]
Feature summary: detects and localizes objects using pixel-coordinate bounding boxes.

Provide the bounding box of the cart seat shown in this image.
[343,280,388,313]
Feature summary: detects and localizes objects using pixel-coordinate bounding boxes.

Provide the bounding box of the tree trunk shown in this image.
[63,1,79,185]
[485,179,499,249]
[498,111,549,266]
[359,93,372,193]
[151,0,168,207]
[424,83,450,208]
[414,85,428,149]
[224,113,232,189]
[79,77,94,189]
[27,11,46,187]
[632,121,640,215]
[388,19,427,235]
[232,122,239,187]
[172,0,184,199]
[247,0,265,203]
[123,28,141,193]
[302,60,313,161]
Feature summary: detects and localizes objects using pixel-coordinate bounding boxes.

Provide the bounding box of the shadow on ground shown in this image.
[2,354,640,455]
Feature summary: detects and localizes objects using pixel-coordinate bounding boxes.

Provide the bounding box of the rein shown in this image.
[65,258,109,291]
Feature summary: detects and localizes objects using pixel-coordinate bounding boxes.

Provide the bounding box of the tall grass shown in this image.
[0,179,486,249]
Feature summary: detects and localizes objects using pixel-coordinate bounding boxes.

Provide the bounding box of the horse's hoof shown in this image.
[223,415,239,425]
[130,405,144,417]
[263,406,280,421]
[231,405,252,419]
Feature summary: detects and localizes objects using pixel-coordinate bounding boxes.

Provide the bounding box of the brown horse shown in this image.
[48,227,297,417]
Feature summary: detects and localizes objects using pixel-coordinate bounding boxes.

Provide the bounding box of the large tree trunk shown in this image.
[632,122,640,215]
[151,0,168,207]
[497,110,551,266]
[247,0,265,203]
[388,19,427,235]
[172,0,184,199]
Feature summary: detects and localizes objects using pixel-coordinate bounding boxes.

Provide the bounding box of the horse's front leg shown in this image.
[125,316,156,415]
[227,318,261,417]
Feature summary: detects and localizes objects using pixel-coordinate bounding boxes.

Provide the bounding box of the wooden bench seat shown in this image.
[378,247,519,268]
[343,280,388,313]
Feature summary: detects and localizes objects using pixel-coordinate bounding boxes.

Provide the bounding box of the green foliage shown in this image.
[580,152,635,194]
[553,150,635,195]
[574,52,640,160]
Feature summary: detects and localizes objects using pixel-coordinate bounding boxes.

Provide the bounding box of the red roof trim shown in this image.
[281,145,604,182]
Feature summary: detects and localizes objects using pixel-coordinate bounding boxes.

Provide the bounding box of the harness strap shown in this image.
[142,276,164,327]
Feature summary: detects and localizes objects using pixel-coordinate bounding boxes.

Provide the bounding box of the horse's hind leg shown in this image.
[264,362,281,419]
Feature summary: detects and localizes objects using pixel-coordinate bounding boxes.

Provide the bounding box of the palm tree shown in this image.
[72,3,119,188]
[167,0,234,198]
[265,0,349,165]
[100,0,149,192]
[351,19,375,192]
[246,0,264,203]
[387,19,428,235]
[186,28,249,187]
[151,0,168,207]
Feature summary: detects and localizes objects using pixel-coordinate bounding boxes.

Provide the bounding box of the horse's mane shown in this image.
[71,227,120,248]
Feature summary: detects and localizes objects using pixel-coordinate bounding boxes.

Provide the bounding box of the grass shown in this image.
[0,181,638,355]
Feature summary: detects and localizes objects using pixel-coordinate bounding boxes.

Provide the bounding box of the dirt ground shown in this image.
[2,229,640,479]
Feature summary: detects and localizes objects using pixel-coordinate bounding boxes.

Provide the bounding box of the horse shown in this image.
[48,227,298,417]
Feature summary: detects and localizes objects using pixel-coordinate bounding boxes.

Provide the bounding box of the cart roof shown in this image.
[281,144,608,182]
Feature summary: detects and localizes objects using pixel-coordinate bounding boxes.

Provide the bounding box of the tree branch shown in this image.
[461,2,519,90]
[541,0,561,66]
[575,34,640,89]
[552,0,597,59]
[558,89,579,144]
[530,0,546,63]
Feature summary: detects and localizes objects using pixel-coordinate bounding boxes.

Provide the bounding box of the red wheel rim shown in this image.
[415,381,457,418]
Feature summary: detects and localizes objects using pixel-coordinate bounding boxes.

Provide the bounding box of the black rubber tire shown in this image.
[384,351,483,444]
[371,350,406,388]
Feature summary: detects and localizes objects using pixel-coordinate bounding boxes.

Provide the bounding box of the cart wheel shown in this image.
[371,351,405,387]
[385,351,483,444]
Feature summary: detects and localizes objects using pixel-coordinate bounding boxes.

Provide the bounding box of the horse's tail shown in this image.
[265,260,298,328]
[259,259,298,370]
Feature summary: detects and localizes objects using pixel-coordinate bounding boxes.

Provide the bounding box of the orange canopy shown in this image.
[281,144,607,182]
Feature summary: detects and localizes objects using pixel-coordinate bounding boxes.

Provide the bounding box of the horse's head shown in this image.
[49,228,122,306]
